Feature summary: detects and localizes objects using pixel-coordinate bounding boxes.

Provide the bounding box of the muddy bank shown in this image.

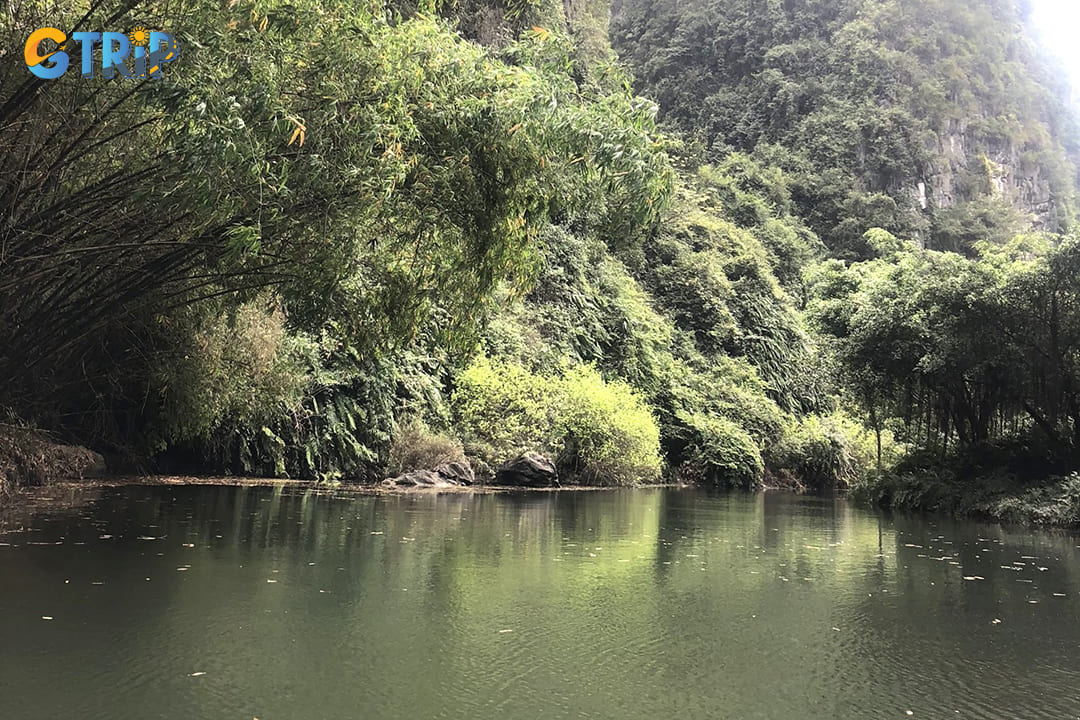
[0,426,106,499]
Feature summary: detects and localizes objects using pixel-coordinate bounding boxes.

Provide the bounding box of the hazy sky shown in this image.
[1029,0,1080,88]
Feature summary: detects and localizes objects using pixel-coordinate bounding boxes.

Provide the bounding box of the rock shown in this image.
[381,461,474,489]
[435,461,474,486]
[495,452,559,487]
[382,470,444,488]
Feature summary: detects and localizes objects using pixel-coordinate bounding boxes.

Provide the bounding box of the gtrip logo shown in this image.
[25,26,179,79]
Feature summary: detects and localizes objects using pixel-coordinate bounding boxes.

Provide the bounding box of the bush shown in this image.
[451,358,662,485]
[678,413,763,488]
[658,353,785,447]
[451,357,558,467]
[483,227,673,397]
[557,365,663,485]
[982,473,1080,526]
[152,299,309,447]
[152,306,398,482]
[851,469,1080,528]
[387,419,466,476]
[0,424,104,496]
[766,412,881,490]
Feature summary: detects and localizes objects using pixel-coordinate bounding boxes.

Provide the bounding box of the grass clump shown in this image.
[854,469,1080,528]
[0,424,103,498]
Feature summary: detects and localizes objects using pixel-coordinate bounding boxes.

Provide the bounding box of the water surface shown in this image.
[2,485,1080,719]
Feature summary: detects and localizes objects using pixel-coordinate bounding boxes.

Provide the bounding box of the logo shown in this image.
[25,27,179,80]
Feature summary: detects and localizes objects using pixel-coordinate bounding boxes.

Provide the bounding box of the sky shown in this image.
[1029,0,1080,90]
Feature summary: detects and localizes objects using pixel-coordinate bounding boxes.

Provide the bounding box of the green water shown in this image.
[2,485,1080,719]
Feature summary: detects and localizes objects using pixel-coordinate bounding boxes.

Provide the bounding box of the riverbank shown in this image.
[1,467,691,510]
[10,465,1080,529]
[8,423,1080,529]
[852,471,1080,528]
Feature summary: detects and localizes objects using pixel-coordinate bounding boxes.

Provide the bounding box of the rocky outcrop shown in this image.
[382,461,475,489]
[922,117,1059,230]
[495,452,560,487]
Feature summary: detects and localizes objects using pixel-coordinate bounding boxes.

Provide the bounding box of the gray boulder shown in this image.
[382,470,444,488]
[382,461,475,489]
[435,461,474,486]
[495,452,559,487]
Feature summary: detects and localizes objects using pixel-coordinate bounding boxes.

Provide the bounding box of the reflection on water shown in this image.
[2,486,1080,719]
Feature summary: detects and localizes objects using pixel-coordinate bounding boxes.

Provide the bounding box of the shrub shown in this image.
[851,469,1080,528]
[557,365,663,485]
[387,419,466,476]
[451,357,558,467]
[152,305,397,482]
[451,358,662,485]
[766,412,881,491]
[0,424,103,495]
[153,299,309,446]
[678,413,763,488]
[484,227,673,396]
[658,354,785,446]
[967,473,1080,526]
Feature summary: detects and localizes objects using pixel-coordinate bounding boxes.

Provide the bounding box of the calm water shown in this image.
[2,485,1080,719]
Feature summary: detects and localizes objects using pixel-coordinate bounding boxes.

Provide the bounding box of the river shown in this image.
[2,485,1079,719]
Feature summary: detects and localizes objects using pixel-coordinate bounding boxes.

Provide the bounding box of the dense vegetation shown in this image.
[612,0,1080,256]
[1,0,671,487]
[2,0,1079,521]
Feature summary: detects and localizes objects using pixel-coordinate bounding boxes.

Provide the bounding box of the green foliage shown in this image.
[150,301,393,481]
[696,157,822,289]
[932,197,1031,254]
[0,0,672,480]
[658,355,785,451]
[853,468,1080,527]
[476,171,819,488]
[452,357,558,466]
[990,473,1080,526]
[612,0,1079,255]
[152,300,308,447]
[642,186,818,413]
[766,413,889,491]
[483,226,672,391]
[810,234,1080,480]
[10,0,1075,502]
[557,365,663,484]
[452,358,662,484]
[677,414,763,489]
[159,328,397,482]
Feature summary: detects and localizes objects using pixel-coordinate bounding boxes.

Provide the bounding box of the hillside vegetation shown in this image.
[2,0,1079,518]
[612,0,1080,255]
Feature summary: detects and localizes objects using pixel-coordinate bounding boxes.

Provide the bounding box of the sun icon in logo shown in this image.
[128,26,150,46]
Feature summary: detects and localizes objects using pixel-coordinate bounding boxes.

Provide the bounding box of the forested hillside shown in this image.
[2,0,1079,521]
[612,0,1080,256]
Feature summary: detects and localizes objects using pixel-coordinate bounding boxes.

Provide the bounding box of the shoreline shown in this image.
[852,471,1080,529]
[6,474,694,500]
